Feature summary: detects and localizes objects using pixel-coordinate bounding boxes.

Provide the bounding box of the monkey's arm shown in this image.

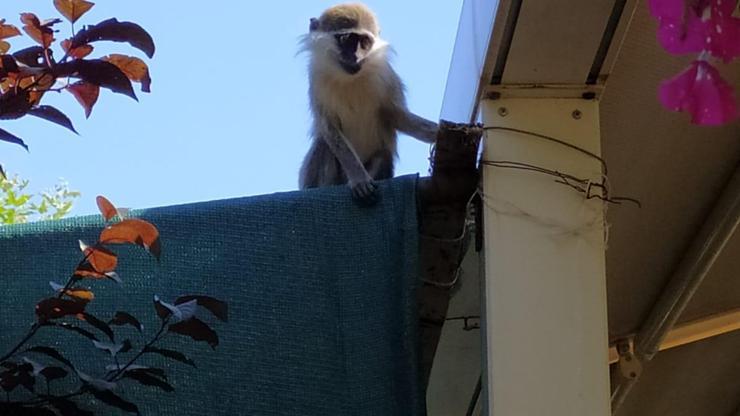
[320,122,379,203]
[396,110,439,144]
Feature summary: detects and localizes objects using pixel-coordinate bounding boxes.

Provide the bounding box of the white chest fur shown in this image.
[312,62,395,163]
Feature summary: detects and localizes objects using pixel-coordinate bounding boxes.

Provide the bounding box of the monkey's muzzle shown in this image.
[339,57,362,75]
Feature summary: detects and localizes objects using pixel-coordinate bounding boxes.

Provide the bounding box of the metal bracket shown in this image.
[484,83,604,100]
[615,339,642,380]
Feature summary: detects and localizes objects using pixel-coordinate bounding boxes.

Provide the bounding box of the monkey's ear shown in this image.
[309,18,319,32]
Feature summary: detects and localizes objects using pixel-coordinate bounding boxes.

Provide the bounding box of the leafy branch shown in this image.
[0,0,155,171]
[0,196,228,415]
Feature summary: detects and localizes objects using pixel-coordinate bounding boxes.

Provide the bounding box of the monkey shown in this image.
[299,3,439,205]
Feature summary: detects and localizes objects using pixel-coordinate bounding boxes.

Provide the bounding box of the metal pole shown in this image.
[612,162,740,413]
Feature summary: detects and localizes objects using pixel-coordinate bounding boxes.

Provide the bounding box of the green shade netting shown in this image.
[0,176,423,415]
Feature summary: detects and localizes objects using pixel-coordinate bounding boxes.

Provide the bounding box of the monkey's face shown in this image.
[333,31,374,75]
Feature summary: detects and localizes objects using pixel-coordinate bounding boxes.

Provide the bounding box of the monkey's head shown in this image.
[306,3,387,76]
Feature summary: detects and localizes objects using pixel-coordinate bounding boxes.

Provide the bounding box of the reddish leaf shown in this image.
[50,322,98,341]
[90,388,139,414]
[49,398,95,416]
[70,18,155,58]
[51,282,95,301]
[35,298,86,322]
[100,219,161,259]
[27,105,78,134]
[13,46,46,67]
[20,13,60,49]
[175,295,228,322]
[0,127,28,150]
[25,346,75,369]
[0,88,33,120]
[0,54,19,72]
[0,366,34,393]
[54,59,136,100]
[108,311,143,332]
[66,81,99,118]
[82,244,118,273]
[26,72,56,106]
[78,312,115,341]
[0,19,21,40]
[54,0,95,24]
[61,39,93,59]
[103,54,152,92]
[40,366,68,382]
[68,289,94,301]
[95,195,118,221]
[73,263,106,280]
[124,369,173,392]
[168,318,219,349]
[141,346,196,367]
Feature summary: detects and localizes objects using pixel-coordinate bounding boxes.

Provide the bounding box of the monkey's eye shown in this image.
[335,33,351,44]
[359,35,373,50]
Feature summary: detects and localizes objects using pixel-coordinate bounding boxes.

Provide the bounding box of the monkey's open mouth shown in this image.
[339,60,361,75]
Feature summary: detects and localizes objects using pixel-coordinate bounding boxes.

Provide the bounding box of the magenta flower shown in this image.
[659,59,739,125]
[649,0,740,61]
[706,0,740,62]
[649,0,708,54]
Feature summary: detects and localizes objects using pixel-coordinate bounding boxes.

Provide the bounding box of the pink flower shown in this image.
[649,0,740,61]
[659,59,739,125]
[650,0,708,54]
[706,0,740,62]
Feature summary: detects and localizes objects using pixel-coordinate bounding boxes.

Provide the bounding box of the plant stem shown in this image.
[0,251,91,363]
[0,323,40,363]
[109,317,170,381]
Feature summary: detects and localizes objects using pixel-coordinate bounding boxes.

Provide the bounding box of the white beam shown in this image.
[440,0,505,123]
[481,98,610,415]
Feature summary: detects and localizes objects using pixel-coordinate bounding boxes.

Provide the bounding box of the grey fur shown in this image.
[299,3,439,203]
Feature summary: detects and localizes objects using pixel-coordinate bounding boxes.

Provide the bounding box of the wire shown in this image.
[481,126,641,208]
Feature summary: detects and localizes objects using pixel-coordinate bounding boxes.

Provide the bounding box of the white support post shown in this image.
[480,98,610,415]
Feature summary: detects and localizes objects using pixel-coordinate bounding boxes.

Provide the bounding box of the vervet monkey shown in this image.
[299,3,439,204]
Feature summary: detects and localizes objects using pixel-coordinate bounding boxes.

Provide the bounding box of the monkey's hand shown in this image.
[350,179,379,206]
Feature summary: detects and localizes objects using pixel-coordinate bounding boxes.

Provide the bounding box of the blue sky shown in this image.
[2,1,463,215]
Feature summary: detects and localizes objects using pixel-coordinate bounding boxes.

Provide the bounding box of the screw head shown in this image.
[572,109,582,120]
[498,107,508,117]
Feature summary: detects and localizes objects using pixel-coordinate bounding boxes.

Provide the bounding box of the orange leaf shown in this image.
[74,263,120,283]
[100,219,161,260]
[0,40,9,54]
[65,288,95,301]
[0,19,21,40]
[95,195,118,221]
[61,39,93,59]
[25,72,55,106]
[102,54,151,93]
[66,81,99,118]
[20,13,60,49]
[82,245,118,273]
[0,77,12,92]
[54,0,95,24]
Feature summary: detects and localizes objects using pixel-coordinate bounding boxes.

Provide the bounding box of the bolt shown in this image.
[498,107,508,117]
[572,109,582,120]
